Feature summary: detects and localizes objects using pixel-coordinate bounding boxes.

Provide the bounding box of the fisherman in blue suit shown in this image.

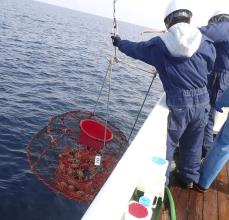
[197,86,229,191]
[200,11,229,157]
[111,0,216,188]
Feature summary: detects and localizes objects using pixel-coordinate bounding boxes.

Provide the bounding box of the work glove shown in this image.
[111,34,121,47]
[215,101,223,113]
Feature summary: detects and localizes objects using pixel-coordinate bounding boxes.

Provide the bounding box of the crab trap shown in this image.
[27,110,128,203]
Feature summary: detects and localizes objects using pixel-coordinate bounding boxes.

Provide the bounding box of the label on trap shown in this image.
[94,155,101,166]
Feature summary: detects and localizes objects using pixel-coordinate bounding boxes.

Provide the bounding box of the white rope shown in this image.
[90,0,160,163]
[112,0,119,57]
[140,29,165,35]
[116,58,157,76]
[111,1,156,76]
[113,0,118,33]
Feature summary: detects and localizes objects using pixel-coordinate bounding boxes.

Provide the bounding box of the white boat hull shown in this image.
[82,94,169,220]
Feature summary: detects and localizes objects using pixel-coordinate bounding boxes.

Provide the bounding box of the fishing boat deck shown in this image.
[161,161,229,220]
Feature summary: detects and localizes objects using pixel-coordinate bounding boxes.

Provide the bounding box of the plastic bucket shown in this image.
[79,119,113,151]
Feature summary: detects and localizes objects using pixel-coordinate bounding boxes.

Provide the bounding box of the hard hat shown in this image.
[209,9,229,23]
[165,0,192,20]
[210,10,229,18]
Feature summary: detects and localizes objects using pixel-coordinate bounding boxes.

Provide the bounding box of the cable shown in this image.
[128,71,157,141]
[103,60,112,148]
[92,58,115,156]
[93,59,113,116]
[94,0,158,147]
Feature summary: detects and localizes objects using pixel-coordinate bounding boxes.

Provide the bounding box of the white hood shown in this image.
[160,23,202,58]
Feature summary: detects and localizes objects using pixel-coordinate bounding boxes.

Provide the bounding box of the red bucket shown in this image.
[79,119,113,151]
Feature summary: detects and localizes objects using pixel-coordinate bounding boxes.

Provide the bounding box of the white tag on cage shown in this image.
[94,155,101,166]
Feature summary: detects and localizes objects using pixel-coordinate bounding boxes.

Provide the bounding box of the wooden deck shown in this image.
[161,161,229,220]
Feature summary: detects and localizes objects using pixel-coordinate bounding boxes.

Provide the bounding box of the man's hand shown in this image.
[111,34,121,47]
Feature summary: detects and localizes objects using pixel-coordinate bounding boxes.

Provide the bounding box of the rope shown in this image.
[93,57,116,160]
[128,71,157,141]
[110,0,158,141]
[140,29,165,36]
[93,0,158,155]
[117,58,157,75]
[93,59,113,115]
[113,0,118,34]
[112,0,119,58]
[103,59,112,149]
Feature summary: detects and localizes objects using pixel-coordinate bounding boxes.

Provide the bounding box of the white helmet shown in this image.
[209,9,229,23]
[210,10,228,18]
[164,0,192,20]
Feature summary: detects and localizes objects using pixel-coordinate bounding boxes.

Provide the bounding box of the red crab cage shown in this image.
[27,110,128,203]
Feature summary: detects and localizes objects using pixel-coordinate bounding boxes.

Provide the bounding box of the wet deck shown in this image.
[161,161,229,220]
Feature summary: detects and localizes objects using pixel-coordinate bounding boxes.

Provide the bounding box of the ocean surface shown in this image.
[0,0,163,219]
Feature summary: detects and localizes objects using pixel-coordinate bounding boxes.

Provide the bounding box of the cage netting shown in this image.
[27,109,129,203]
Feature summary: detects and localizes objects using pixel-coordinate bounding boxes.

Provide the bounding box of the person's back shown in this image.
[201,13,229,76]
[112,0,216,187]
[117,23,215,99]
[200,12,229,156]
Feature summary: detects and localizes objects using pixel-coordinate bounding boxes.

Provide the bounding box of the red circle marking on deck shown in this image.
[128,202,148,218]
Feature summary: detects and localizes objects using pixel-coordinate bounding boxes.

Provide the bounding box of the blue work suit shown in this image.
[116,23,216,184]
[199,87,229,189]
[200,20,229,154]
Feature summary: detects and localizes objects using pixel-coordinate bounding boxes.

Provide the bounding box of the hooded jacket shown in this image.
[117,23,216,107]
[200,20,229,73]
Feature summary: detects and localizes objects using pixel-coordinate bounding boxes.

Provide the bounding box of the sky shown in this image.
[36,0,229,29]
